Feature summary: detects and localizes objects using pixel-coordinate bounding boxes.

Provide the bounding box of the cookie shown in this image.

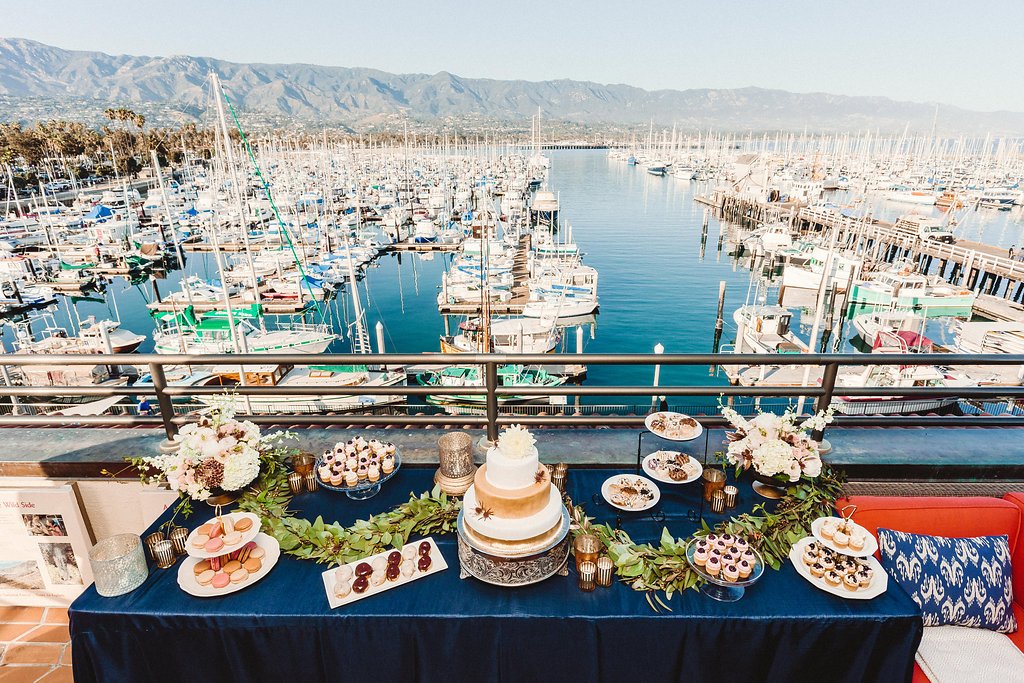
[233,517,253,532]
[196,569,215,586]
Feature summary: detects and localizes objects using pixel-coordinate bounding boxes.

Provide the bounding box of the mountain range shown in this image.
[1,37,1023,134]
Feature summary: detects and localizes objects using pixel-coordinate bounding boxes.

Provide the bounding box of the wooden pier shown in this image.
[437,234,532,315]
[383,242,461,253]
[700,189,1024,321]
[796,207,1024,309]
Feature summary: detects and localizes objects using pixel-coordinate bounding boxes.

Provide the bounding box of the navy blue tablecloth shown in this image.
[70,467,923,683]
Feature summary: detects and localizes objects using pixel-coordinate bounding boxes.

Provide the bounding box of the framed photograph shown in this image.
[0,484,94,606]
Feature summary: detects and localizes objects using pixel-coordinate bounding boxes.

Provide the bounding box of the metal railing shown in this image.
[0,352,1022,444]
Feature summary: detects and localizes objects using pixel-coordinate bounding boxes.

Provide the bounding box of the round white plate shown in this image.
[642,451,703,485]
[184,512,262,559]
[788,536,888,600]
[601,474,661,512]
[177,532,280,598]
[644,412,704,442]
[810,517,878,558]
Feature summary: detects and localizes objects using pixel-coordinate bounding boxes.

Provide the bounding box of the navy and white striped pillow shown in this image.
[877,529,1016,633]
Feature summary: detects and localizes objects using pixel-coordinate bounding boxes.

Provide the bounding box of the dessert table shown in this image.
[70,467,923,682]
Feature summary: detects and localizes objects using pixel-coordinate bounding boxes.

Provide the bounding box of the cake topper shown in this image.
[496,424,537,460]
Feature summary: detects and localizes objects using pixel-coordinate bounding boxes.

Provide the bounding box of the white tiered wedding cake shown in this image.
[462,426,565,551]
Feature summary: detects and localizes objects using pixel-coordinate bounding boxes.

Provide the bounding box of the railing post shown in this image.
[485,360,499,443]
[148,362,180,451]
[813,362,840,442]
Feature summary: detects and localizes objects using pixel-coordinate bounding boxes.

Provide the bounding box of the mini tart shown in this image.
[809,563,825,578]
[344,472,358,487]
[832,531,850,548]
[723,564,740,582]
[848,534,866,552]
[819,556,836,571]
[843,574,859,591]
[857,570,872,588]
[705,556,721,576]
[802,550,818,567]
[738,560,752,578]
[693,548,709,566]
[820,520,837,540]
[823,570,842,587]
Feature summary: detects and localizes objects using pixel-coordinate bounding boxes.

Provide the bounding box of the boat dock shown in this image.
[383,242,461,253]
[437,234,533,315]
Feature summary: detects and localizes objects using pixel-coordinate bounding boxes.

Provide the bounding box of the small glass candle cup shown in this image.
[144,531,166,561]
[723,485,739,509]
[288,472,304,495]
[578,560,597,592]
[573,534,602,573]
[596,556,614,588]
[153,540,176,569]
[702,468,727,502]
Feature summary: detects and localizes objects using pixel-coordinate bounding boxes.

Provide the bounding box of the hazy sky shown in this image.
[2,0,1022,112]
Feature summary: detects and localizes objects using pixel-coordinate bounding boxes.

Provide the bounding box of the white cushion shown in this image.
[916,625,1024,683]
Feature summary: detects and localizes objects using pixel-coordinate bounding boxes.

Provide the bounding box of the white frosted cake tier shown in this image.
[485,445,540,490]
[463,484,564,542]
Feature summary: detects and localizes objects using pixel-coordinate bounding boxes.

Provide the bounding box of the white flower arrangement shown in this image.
[496,424,537,460]
[721,405,833,482]
[144,396,266,501]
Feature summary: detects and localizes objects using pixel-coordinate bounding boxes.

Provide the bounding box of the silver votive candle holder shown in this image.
[723,485,739,509]
[288,472,304,495]
[153,540,176,569]
[596,556,614,588]
[89,534,148,597]
[144,531,165,561]
[303,471,319,492]
[578,560,597,592]
[168,527,190,556]
[711,490,726,514]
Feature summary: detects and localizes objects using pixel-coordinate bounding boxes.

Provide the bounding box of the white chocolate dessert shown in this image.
[462,426,564,547]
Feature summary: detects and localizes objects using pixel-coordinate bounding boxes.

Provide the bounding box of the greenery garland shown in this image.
[228,447,844,609]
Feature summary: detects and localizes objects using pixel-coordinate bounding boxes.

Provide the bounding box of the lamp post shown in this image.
[652,343,664,407]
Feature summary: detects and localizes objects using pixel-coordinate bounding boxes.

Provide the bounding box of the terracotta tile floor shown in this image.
[0,607,71,683]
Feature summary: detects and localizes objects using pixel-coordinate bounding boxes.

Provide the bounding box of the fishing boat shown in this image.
[646,162,668,176]
[742,223,793,255]
[10,314,146,355]
[831,364,970,415]
[415,364,566,406]
[732,305,809,354]
[440,318,560,354]
[152,305,335,354]
[885,187,937,205]
[198,364,406,414]
[847,266,976,315]
[851,310,927,347]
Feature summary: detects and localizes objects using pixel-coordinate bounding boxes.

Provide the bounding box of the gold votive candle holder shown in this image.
[711,490,726,514]
[144,531,165,561]
[303,471,319,492]
[168,527,189,555]
[153,540,176,569]
[291,452,315,475]
[596,556,614,587]
[723,485,739,509]
[702,468,727,502]
[578,560,597,592]
[288,472,304,495]
[551,468,567,493]
[573,534,602,573]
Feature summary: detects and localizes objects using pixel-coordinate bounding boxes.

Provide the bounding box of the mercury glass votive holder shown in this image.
[168,527,190,555]
[578,561,597,592]
[596,556,614,588]
[723,485,739,509]
[153,540,176,569]
[711,490,726,514]
[303,471,319,492]
[144,531,165,561]
[89,534,148,597]
[435,432,477,496]
[288,472,304,495]
[573,534,602,573]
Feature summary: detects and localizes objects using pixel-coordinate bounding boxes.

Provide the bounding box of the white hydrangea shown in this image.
[497,424,537,459]
[220,445,261,491]
[751,439,795,478]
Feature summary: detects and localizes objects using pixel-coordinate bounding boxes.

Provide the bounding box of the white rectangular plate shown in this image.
[321,536,448,609]
[789,536,888,600]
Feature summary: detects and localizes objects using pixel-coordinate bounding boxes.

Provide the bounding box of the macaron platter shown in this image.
[321,536,447,609]
[185,512,261,559]
[177,532,281,597]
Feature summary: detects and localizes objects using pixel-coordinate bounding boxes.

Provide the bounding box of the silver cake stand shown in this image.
[456,507,570,586]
